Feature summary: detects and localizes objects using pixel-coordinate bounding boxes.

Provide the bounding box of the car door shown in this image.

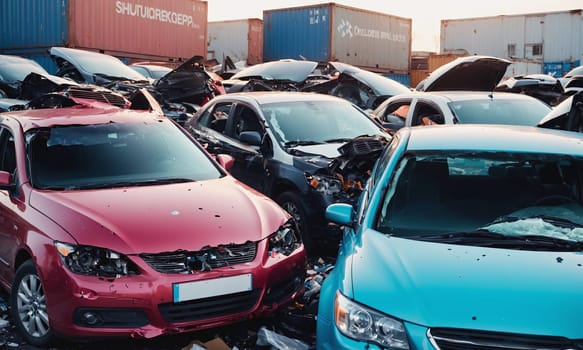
[0,127,20,282]
[222,104,270,193]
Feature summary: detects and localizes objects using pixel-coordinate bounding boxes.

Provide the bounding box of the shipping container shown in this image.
[440,9,583,64]
[543,60,581,77]
[504,59,542,78]
[427,53,467,72]
[0,0,207,61]
[410,69,430,89]
[263,3,411,73]
[208,19,263,66]
[383,73,410,88]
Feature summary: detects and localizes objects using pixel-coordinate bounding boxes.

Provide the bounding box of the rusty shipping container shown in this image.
[0,0,207,62]
[208,19,263,66]
[263,3,411,73]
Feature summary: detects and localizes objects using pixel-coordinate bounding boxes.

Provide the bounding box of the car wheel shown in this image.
[10,260,54,347]
[276,191,315,254]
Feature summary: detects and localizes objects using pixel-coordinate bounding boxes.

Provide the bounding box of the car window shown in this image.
[198,102,233,133]
[130,66,151,78]
[449,98,551,126]
[230,105,263,140]
[0,129,16,174]
[26,120,223,190]
[411,102,444,126]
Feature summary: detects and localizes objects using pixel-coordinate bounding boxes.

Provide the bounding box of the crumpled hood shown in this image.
[350,231,583,338]
[291,143,343,159]
[29,177,287,254]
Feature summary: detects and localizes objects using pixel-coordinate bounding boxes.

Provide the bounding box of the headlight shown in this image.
[55,242,140,277]
[306,174,342,196]
[335,292,410,349]
[268,220,301,256]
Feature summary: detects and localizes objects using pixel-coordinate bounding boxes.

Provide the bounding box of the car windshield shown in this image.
[68,52,147,81]
[0,62,48,82]
[26,120,222,190]
[261,100,384,146]
[377,152,583,247]
[231,61,318,82]
[449,97,551,126]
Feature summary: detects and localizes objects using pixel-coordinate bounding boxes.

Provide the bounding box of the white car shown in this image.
[373,55,552,132]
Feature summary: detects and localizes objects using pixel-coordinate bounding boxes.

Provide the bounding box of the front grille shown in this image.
[428,328,583,350]
[141,241,257,274]
[159,289,261,323]
[66,86,129,108]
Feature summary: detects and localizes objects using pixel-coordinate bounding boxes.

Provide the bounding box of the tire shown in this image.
[276,191,316,255]
[10,260,54,347]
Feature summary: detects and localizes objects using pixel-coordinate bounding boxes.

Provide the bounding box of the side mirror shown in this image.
[239,131,262,146]
[216,154,234,170]
[0,171,13,190]
[326,203,354,226]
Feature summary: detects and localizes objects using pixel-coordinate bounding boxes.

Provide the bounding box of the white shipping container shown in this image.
[440,9,582,64]
[208,18,263,66]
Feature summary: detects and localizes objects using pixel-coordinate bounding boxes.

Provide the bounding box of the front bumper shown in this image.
[42,240,305,339]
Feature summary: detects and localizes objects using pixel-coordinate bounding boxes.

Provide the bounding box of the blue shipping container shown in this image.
[263,3,411,73]
[384,73,410,88]
[0,0,69,50]
[543,60,581,77]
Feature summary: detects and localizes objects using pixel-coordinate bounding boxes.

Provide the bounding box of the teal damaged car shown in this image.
[317,124,583,349]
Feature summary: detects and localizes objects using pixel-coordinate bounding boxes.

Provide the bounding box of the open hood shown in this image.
[495,74,564,106]
[153,55,212,104]
[417,55,511,92]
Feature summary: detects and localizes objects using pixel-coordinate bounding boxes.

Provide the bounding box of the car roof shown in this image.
[391,90,545,102]
[1,106,166,132]
[211,91,352,105]
[403,124,583,156]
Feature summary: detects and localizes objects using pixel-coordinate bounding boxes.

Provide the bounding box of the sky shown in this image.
[207,0,582,52]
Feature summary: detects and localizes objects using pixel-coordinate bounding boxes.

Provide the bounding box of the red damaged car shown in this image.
[0,105,305,346]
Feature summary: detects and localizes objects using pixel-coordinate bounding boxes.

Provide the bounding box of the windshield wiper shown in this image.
[323,137,354,143]
[409,230,583,251]
[284,140,324,147]
[75,178,194,190]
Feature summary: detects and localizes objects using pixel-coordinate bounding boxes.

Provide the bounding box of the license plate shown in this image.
[173,274,252,303]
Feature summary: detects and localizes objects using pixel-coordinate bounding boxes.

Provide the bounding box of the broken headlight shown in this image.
[55,242,140,277]
[307,174,342,196]
[268,220,301,256]
[335,292,410,349]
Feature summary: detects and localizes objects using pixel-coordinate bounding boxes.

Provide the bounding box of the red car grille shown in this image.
[158,289,261,323]
[140,242,257,274]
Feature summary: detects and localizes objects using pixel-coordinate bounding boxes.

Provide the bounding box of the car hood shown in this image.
[153,55,211,103]
[350,232,583,338]
[29,177,287,254]
[230,60,319,82]
[418,55,511,92]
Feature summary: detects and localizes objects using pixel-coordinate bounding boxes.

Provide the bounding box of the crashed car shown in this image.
[374,55,552,133]
[0,104,305,346]
[319,124,583,349]
[0,54,50,98]
[495,73,565,106]
[129,63,172,80]
[184,92,390,254]
[538,90,583,132]
[0,53,132,112]
[49,47,224,123]
[222,59,410,111]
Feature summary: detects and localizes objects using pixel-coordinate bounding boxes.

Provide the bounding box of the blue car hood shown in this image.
[350,231,583,338]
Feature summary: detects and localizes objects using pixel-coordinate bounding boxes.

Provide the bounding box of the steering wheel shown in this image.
[534,194,576,206]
